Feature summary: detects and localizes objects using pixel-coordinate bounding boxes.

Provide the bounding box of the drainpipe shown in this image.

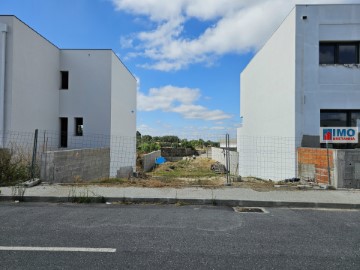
[0,23,7,148]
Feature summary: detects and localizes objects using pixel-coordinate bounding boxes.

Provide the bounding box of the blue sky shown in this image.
[1,0,357,137]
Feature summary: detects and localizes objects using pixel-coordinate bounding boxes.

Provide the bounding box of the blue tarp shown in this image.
[155,156,166,165]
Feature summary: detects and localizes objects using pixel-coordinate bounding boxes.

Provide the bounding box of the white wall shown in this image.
[110,52,137,175]
[239,8,297,138]
[59,50,112,148]
[110,52,137,137]
[295,5,360,138]
[237,8,297,180]
[0,16,60,135]
[0,21,7,146]
[211,147,239,175]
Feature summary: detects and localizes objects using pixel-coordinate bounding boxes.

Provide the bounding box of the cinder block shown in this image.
[116,166,133,178]
[41,148,110,183]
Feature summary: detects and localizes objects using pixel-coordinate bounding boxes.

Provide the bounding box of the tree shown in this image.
[142,135,153,143]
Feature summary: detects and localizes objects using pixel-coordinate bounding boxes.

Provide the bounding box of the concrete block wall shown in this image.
[298,148,334,184]
[142,150,161,172]
[211,147,239,175]
[40,148,110,183]
[334,150,360,189]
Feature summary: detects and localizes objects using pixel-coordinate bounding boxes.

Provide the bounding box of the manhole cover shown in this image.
[233,207,266,213]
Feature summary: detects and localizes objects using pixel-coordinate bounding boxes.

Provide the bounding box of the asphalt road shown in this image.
[0,203,359,270]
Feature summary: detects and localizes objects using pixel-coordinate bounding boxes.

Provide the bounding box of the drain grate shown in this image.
[233,207,266,213]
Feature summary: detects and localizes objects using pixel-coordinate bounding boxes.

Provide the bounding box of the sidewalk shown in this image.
[1,184,360,209]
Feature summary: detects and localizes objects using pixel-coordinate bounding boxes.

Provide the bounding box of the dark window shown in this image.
[338,44,357,64]
[75,118,83,136]
[61,71,69,89]
[320,111,347,127]
[350,112,360,127]
[60,117,68,148]
[319,42,359,65]
[319,44,335,64]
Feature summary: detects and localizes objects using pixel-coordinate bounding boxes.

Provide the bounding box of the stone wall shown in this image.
[211,147,239,175]
[40,148,110,183]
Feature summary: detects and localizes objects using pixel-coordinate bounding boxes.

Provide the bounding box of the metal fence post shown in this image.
[225,133,231,186]
[326,142,331,185]
[31,129,38,179]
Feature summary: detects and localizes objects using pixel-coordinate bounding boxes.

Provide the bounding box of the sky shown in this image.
[1,0,359,138]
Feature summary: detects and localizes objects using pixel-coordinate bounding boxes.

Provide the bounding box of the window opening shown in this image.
[75,118,83,136]
[60,71,69,89]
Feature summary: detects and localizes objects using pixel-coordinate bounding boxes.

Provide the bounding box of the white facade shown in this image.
[237,4,360,180]
[0,16,137,175]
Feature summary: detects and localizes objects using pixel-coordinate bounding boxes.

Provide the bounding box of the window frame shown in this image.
[319,42,360,65]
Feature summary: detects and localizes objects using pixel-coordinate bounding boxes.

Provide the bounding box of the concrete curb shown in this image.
[1,196,359,209]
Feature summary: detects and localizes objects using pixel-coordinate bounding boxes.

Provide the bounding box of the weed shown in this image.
[73,175,83,183]
[68,187,106,203]
[175,200,188,206]
[11,184,26,201]
[211,190,217,206]
[0,147,33,186]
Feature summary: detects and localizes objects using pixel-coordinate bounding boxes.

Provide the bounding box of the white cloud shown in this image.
[136,123,238,138]
[138,85,200,111]
[137,85,232,121]
[172,104,231,121]
[210,126,226,130]
[113,0,357,71]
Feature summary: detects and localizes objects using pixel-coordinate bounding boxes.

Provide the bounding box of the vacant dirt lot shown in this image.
[72,157,299,191]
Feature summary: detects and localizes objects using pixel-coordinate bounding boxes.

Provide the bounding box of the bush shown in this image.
[139,142,160,153]
[0,148,31,186]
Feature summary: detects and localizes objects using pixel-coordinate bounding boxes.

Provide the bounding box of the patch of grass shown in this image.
[150,158,219,179]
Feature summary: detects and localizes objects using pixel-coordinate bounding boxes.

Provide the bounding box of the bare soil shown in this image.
[70,158,300,191]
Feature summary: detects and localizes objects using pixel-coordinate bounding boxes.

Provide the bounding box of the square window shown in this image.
[338,44,357,64]
[75,118,83,136]
[319,44,335,64]
[60,71,69,89]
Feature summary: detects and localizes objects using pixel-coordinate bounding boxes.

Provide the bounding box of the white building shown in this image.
[0,16,137,177]
[237,4,360,180]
